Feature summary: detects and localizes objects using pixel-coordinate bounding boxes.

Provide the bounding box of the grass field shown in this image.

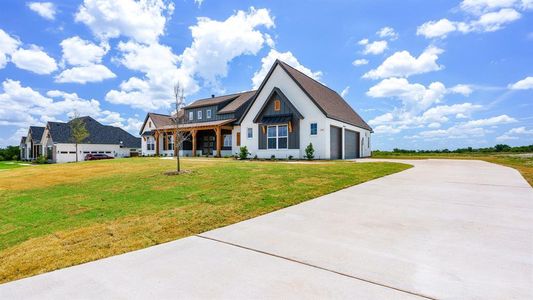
[0,161,30,170]
[372,152,533,186]
[0,157,410,283]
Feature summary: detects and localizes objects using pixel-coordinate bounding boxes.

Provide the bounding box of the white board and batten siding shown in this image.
[239,63,371,159]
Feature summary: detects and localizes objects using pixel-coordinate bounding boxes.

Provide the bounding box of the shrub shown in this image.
[35,155,48,164]
[270,154,276,160]
[239,146,250,160]
[0,155,4,161]
[12,155,18,161]
[253,154,258,160]
[304,143,315,160]
[288,155,293,160]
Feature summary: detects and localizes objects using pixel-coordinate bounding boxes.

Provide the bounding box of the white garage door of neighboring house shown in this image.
[344,129,360,159]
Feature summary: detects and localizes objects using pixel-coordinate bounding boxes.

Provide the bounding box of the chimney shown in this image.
[211,94,215,98]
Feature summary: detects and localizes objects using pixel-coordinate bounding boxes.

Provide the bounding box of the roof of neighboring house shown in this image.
[277,61,372,131]
[29,126,45,143]
[20,136,26,145]
[47,116,141,148]
[218,90,256,114]
[186,93,240,109]
[148,112,174,127]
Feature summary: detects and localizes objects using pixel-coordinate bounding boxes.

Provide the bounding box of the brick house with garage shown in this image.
[140,60,372,159]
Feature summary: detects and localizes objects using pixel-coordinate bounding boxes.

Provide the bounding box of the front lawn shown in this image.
[0,157,410,283]
[0,161,30,170]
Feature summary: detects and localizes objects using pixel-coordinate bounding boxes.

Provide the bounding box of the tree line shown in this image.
[375,144,533,154]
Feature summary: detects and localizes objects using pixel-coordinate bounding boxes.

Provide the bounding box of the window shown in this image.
[167,134,174,150]
[368,136,370,148]
[223,134,232,147]
[148,121,152,128]
[247,128,253,139]
[274,99,281,111]
[207,109,212,119]
[267,125,288,149]
[197,110,202,120]
[147,137,155,151]
[236,132,241,146]
[310,123,318,135]
[189,111,193,121]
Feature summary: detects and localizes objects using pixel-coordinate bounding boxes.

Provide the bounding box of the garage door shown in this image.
[330,126,342,159]
[344,129,360,159]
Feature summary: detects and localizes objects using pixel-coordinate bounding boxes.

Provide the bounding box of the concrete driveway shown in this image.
[1,159,532,299]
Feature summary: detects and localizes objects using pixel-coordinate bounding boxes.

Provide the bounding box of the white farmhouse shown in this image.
[140,60,372,159]
[21,116,141,163]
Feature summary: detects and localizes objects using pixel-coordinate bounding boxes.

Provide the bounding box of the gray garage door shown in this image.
[330,126,342,159]
[344,129,360,159]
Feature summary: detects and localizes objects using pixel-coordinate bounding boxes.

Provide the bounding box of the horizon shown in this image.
[1,0,532,150]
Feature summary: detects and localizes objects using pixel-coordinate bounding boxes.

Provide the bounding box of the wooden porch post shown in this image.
[215,126,222,158]
[173,130,178,157]
[155,131,160,156]
[191,130,197,157]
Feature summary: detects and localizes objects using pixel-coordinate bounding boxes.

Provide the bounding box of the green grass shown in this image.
[372,152,533,186]
[0,161,29,170]
[0,157,410,283]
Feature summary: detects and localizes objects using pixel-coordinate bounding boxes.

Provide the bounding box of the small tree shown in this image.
[70,113,89,162]
[239,146,250,160]
[304,143,315,160]
[172,83,191,173]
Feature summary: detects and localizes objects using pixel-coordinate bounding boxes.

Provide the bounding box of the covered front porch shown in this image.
[149,119,234,157]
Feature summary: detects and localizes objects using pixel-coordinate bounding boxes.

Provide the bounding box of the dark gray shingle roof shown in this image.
[48,116,141,148]
[29,126,45,143]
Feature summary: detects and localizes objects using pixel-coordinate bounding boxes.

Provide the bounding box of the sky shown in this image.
[0,0,532,150]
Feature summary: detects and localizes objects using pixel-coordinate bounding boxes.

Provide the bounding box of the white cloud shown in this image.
[508,126,533,134]
[497,126,533,140]
[361,40,388,55]
[449,84,473,96]
[75,0,175,44]
[0,29,20,69]
[363,46,443,79]
[352,59,369,66]
[252,49,322,89]
[509,76,533,90]
[60,36,108,66]
[341,86,350,98]
[27,2,56,20]
[11,45,58,74]
[366,77,448,111]
[194,0,204,8]
[462,114,517,127]
[377,27,398,40]
[105,7,275,111]
[417,0,528,39]
[55,64,116,84]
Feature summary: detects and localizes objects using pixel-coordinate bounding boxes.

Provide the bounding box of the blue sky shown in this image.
[0,0,532,150]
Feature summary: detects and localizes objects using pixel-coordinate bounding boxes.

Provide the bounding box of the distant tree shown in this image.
[494,144,511,152]
[0,146,20,161]
[70,112,89,162]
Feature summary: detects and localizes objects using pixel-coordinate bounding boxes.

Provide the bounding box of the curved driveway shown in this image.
[1,159,532,299]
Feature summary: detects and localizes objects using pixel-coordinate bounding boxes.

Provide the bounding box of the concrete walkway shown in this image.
[1,159,532,299]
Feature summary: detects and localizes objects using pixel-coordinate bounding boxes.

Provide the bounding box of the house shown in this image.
[21,116,141,163]
[139,60,372,159]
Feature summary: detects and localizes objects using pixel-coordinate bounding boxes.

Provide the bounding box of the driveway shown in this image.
[1,159,532,299]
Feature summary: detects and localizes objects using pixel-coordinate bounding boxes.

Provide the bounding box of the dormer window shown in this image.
[274,99,281,111]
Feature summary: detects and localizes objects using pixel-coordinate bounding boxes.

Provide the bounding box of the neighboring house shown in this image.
[21,116,141,163]
[22,126,45,160]
[19,136,27,160]
[140,59,372,159]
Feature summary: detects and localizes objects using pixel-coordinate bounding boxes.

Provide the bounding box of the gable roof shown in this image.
[20,136,26,145]
[253,87,304,123]
[29,126,45,143]
[47,116,141,148]
[217,90,256,114]
[239,60,372,132]
[139,112,174,134]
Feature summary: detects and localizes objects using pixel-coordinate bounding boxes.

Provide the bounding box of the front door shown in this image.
[202,135,215,155]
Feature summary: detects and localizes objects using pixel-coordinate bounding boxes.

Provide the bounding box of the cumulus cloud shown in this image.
[0,29,20,69]
[27,2,56,20]
[352,59,369,66]
[251,48,322,89]
[449,84,473,96]
[359,39,388,55]
[55,64,116,84]
[417,0,529,39]
[509,76,533,90]
[363,46,444,79]
[11,45,58,74]
[60,36,108,66]
[75,0,175,44]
